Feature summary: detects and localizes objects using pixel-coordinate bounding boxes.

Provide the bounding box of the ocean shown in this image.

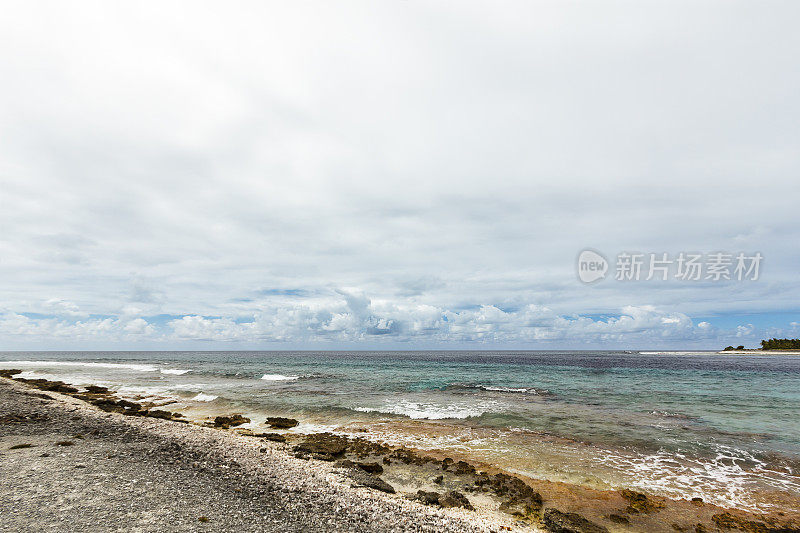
[2,350,798,513]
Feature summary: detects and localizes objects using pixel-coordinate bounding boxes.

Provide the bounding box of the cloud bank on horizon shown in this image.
[1,2,798,349]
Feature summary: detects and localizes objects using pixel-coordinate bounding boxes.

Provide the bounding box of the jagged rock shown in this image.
[117,399,142,411]
[439,490,474,510]
[255,433,286,443]
[17,378,78,394]
[416,490,441,505]
[542,509,609,533]
[453,460,476,476]
[475,472,542,514]
[294,433,348,460]
[621,489,665,514]
[144,410,175,420]
[265,417,298,429]
[349,438,392,458]
[389,447,435,466]
[348,469,395,493]
[355,461,383,474]
[214,415,250,428]
[90,398,143,415]
[711,512,799,533]
[608,514,629,524]
[0,369,22,378]
[84,385,110,394]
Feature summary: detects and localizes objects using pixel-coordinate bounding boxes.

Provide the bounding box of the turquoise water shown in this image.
[2,350,799,511]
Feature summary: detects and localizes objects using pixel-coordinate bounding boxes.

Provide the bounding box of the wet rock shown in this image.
[117,399,142,411]
[433,475,444,484]
[91,398,143,415]
[349,438,392,458]
[441,457,454,470]
[389,447,433,466]
[542,509,609,533]
[621,489,665,514]
[475,472,542,514]
[608,514,629,524]
[84,385,110,394]
[144,410,176,420]
[294,433,348,460]
[452,460,476,476]
[348,469,395,494]
[18,378,79,394]
[265,417,298,429]
[55,441,75,446]
[711,512,798,533]
[355,461,383,474]
[254,433,286,443]
[214,414,250,428]
[439,490,474,510]
[9,443,35,450]
[0,369,22,378]
[415,490,441,505]
[89,398,122,412]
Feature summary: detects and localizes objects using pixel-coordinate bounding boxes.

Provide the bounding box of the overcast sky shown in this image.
[1,1,798,350]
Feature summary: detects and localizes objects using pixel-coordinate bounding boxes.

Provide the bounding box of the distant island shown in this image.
[723,338,800,352]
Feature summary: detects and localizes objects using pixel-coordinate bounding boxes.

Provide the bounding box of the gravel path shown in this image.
[0,379,497,532]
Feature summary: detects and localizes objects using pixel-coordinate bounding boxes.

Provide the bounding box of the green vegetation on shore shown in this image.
[722,339,800,351]
[760,338,800,350]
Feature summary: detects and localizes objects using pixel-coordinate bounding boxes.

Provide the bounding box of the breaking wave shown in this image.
[260,374,299,381]
[1,361,159,372]
[355,399,498,420]
[191,393,218,402]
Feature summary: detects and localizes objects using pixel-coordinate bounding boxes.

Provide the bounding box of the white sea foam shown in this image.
[596,444,800,512]
[638,351,714,356]
[160,368,191,375]
[1,361,159,372]
[355,399,496,420]
[260,374,299,381]
[482,386,533,393]
[191,393,218,402]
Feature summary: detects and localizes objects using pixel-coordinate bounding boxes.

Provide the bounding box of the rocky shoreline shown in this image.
[1,371,798,533]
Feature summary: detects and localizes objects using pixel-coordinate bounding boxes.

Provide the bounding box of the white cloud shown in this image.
[0,2,798,348]
[0,297,766,349]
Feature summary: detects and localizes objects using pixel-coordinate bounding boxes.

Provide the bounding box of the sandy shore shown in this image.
[2,375,799,533]
[0,378,504,532]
